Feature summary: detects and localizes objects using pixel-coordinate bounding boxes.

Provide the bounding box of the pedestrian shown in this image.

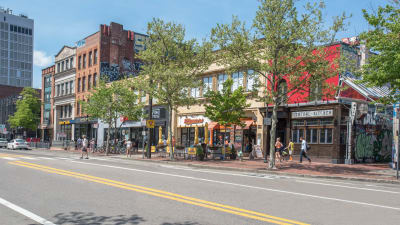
[80,135,89,159]
[77,137,82,152]
[126,139,132,157]
[90,138,95,153]
[285,139,294,161]
[299,137,311,163]
[275,137,283,162]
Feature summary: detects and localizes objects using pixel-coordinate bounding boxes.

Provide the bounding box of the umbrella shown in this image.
[158,126,163,145]
[194,125,199,145]
[204,122,208,145]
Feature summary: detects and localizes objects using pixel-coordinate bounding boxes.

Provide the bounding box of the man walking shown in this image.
[80,135,89,159]
[299,137,311,163]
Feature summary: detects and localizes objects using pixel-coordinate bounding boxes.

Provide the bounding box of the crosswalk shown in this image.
[0,153,119,162]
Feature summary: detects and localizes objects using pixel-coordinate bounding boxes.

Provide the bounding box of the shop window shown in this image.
[320,128,333,144]
[232,72,243,91]
[340,129,347,145]
[203,76,213,95]
[292,129,304,143]
[306,128,318,144]
[292,120,304,126]
[218,74,228,92]
[320,118,333,125]
[246,70,255,91]
[306,119,319,126]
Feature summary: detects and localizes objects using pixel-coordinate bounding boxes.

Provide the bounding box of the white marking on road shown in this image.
[20,157,37,160]
[54,157,71,160]
[71,160,400,211]
[2,157,17,160]
[0,197,55,225]
[36,157,55,160]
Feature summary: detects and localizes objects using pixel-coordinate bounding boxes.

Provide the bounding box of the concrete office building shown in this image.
[0,7,34,87]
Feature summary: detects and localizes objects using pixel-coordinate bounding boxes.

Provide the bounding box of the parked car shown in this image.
[0,138,7,148]
[7,139,29,150]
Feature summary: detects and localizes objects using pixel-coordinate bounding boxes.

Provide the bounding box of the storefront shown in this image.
[58,120,72,141]
[71,117,98,141]
[178,115,210,147]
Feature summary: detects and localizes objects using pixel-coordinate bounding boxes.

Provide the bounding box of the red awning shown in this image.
[208,122,219,130]
[237,120,254,130]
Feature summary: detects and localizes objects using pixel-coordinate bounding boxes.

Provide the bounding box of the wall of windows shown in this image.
[291,118,334,144]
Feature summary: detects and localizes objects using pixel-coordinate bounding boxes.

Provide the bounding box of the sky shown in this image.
[2,0,386,89]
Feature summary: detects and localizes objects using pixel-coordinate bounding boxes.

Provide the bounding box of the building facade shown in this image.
[0,7,34,87]
[53,46,76,141]
[40,65,55,141]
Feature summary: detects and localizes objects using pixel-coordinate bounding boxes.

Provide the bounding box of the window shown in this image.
[232,72,243,91]
[57,84,60,96]
[247,70,255,91]
[88,51,92,67]
[78,78,81,92]
[88,75,92,90]
[191,87,200,98]
[70,81,74,93]
[306,128,318,144]
[306,119,319,126]
[70,57,73,68]
[94,49,98,65]
[64,106,68,118]
[292,129,304,143]
[78,56,81,69]
[69,105,72,117]
[65,59,69,70]
[292,120,304,126]
[65,82,69,94]
[61,61,64,72]
[60,106,64,118]
[203,76,213,95]
[218,74,228,92]
[320,128,333,144]
[320,118,333,125]
[340,129,347,145]
[93,73,97,87]
[133,90,139,103]
[61,83,64,95]
[82,54,86,68]
[141,92,146,103]
[57,63,60,73]
[82,76,86,92]
[77,102,80,116]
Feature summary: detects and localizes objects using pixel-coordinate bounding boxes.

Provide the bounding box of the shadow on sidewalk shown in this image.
[51,211,145,225]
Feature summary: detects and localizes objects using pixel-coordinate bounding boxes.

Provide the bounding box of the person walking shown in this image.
[80,135,89,159]
[126,139,132,157]
[299,137,311,163]
[285,139,294,161]
[275,137,283,163]
[77,137,82,152]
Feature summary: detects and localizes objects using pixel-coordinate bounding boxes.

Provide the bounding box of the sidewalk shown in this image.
[32,147,399,184]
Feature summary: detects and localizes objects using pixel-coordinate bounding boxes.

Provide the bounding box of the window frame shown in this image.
[217,74,228,92]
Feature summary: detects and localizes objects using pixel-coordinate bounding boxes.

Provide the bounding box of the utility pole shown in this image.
[346,102,356,164]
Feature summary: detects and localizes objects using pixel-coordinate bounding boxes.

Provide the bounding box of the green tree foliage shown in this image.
[359,1,400,103]
[8,87,41,131]
[82,79,142,154]
[210,0,349,168]
[136,18,213,160]
[205,78,249,156]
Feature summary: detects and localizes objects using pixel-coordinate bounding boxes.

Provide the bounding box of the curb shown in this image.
[114,157,400,185]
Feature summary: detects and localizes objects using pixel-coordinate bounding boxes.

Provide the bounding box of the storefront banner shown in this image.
[178,115,211,127]
[292,109,333,118]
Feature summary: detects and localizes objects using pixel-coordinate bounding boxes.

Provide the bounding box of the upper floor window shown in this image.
[78,56,81,69]
[70,57,74,68]
[61,83,64,95]
[94,49,98,65]
[57,63,60,73]
[218,74,228,92]
[247,70,255,91]
[89,51,92,67]
[232,72,243,91]
[203,76,213,96]
[82,54,86,68]
[61,61,64,72]
[57,84,60,96]
[93,73,97,87]
[88,75,92,90]
[70,81,74,93]
[191,87,200,98]
[65,82,69,94]
[65,59,69,70]
[77,78,81,92]
[82,76,86,92]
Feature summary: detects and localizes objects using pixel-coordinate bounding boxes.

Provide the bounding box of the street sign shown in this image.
[263,118,271,125]
[146,120,155,128]
[350,102,357,124]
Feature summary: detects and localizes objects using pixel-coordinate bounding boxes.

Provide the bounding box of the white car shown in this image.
[0,138,7,148]
[7,139,29,150]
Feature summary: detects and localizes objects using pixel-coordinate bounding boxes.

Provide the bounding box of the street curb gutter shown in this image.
[116,157,400,185]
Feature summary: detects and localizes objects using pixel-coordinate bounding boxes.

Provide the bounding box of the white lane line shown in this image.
[54,157,71,160]
[2,157,17,160]
[0,197,55,225]
[295,180,400,194]
[36,157,55,160]
[20,157,37,160]
[71,160,400,211]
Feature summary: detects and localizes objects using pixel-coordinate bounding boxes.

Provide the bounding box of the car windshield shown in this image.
[15,139,25,143]
[0,138,6,141]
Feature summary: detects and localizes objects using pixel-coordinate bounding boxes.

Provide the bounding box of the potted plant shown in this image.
[195,145,205,161]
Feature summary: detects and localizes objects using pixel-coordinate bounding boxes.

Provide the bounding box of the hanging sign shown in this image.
[291,109,333,118]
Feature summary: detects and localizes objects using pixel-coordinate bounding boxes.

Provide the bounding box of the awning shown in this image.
[208,122,219,130]
[236,120,254,130]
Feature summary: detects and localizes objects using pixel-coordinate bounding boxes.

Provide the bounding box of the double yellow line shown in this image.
[9,161,309,225]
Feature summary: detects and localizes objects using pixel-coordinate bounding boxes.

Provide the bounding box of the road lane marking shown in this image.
[70,160,400,211]
[36,157,55,160]
[20,156,37,160]
[0,196,55,225]
[2,157,17,160]
[9,161,308,225]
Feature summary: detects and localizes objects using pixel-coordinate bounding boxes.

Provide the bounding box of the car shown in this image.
[0,138,7,148]
[7,139,29,150]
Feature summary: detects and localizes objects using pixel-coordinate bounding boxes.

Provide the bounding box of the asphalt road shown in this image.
[0,149,399,225]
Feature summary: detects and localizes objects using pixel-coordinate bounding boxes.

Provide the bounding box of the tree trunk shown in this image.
[268,101,279,169]
[106,119,111,156]
[168,105,174,160]
[222,127,226,160]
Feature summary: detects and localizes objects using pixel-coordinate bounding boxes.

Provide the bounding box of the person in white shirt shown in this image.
[80,135,89,159]
[126,139,132,157]
[300,137,311,163]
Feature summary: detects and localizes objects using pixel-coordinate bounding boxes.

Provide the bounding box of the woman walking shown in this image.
[275,137,283,163]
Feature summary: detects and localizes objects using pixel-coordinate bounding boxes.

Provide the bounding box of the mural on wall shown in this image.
[100,60,141,82]
[354,105,393,162]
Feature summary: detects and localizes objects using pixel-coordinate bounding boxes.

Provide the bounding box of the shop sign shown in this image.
[291,109,333,118]
[263,118,271,125]
[184,118,204,125]
[146,120,155,128]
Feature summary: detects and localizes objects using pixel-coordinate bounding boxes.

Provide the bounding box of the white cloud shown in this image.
[33,50,53,67]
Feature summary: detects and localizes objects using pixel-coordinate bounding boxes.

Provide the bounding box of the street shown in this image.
[0,149,399,225]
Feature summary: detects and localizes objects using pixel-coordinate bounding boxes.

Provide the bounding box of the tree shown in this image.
[82,78,142,155]
[8,87,41,134]
[136,18,213,160]
[204,78,249,157]
[359,1,400,103]
[210,0,349,168]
